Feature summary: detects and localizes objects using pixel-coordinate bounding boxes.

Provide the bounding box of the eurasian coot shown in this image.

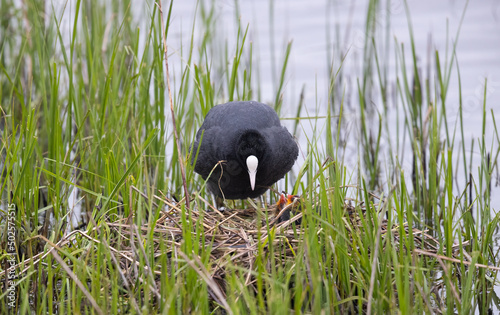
[192,101,298,200]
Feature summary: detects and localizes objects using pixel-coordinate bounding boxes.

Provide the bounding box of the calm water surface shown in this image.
[49,0,500,211]
[165,0,500,204]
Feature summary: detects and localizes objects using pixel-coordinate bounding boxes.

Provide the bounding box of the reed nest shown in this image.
[3,191,497,313]
[107,194,306,284]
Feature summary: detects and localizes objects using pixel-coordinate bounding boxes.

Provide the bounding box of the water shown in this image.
[165,0,500,202]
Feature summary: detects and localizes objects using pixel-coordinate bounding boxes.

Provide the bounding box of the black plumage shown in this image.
[192,101,298,199]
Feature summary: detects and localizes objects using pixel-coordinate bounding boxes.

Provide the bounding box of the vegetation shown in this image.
[0,0,498,313]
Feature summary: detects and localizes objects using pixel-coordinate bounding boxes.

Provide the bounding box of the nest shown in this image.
[3,190,498,314]
[107,194,304,280]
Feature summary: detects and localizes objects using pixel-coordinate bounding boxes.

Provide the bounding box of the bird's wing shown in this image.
[263,126,299,172]
[192,126,233,177]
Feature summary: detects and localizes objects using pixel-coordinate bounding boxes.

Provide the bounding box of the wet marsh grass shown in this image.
[1,0,499,313]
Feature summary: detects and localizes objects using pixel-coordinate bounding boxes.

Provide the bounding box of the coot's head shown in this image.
[235,130,267,191]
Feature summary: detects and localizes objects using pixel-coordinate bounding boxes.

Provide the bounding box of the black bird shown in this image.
[192,101,298,200]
